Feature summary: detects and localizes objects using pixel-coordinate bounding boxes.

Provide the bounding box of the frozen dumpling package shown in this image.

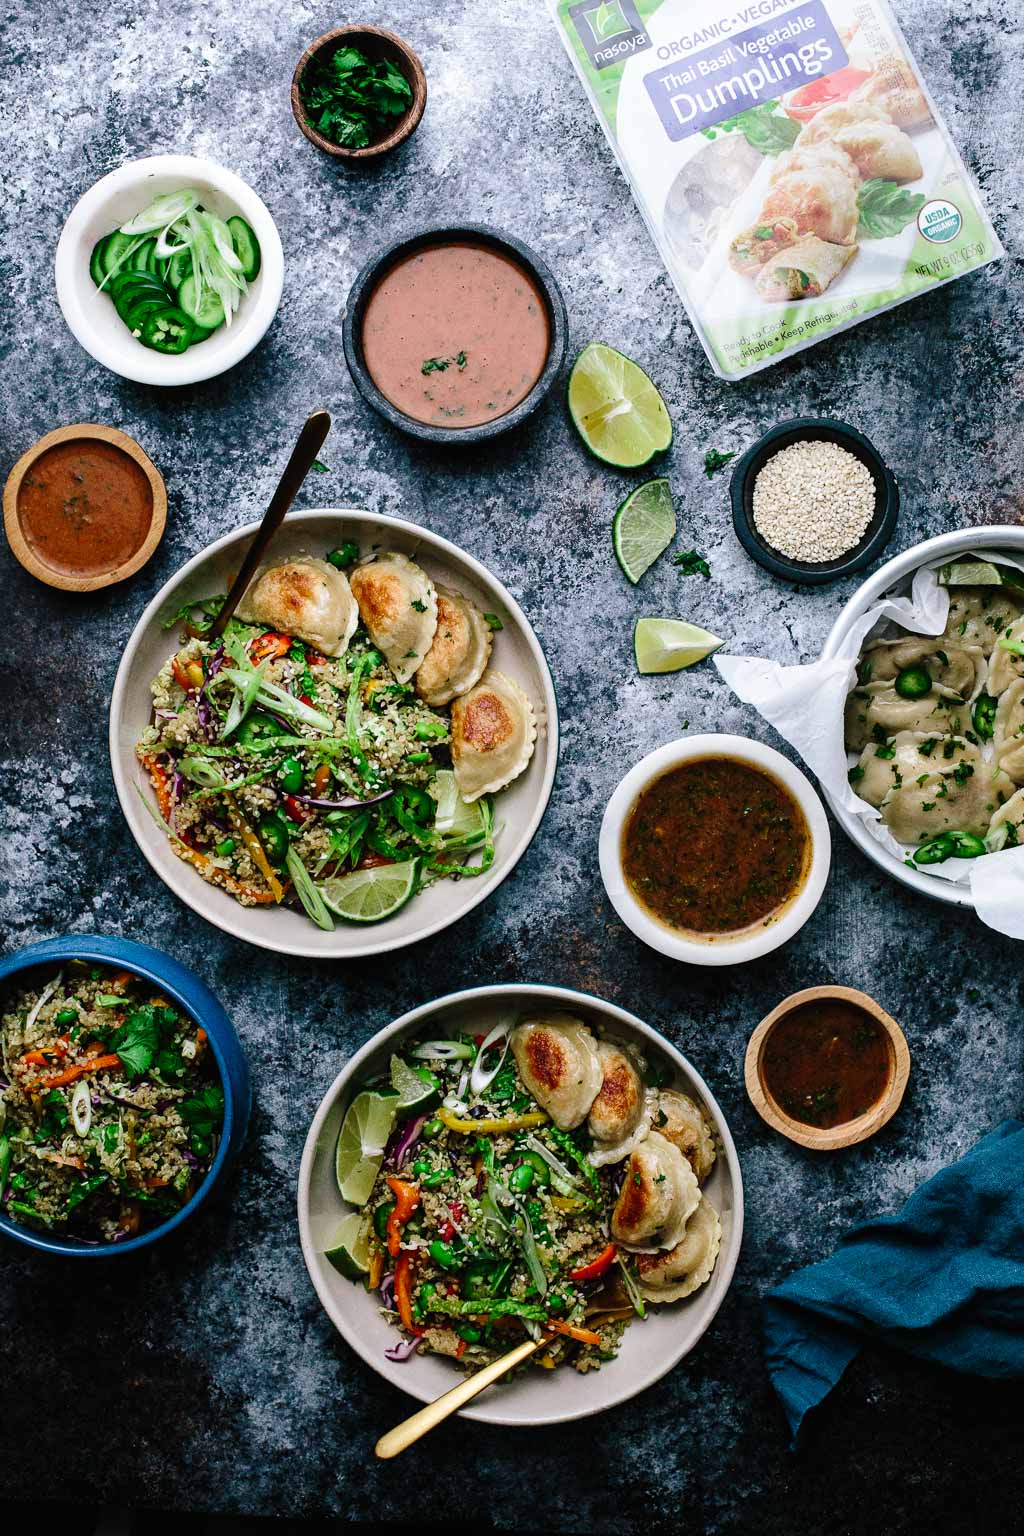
[547,0,1002,378]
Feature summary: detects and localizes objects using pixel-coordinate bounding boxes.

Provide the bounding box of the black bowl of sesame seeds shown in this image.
[731,418,899,587]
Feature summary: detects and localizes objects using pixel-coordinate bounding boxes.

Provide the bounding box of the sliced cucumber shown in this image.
[89,236,110,287]
[227,216,261,281]
[131,238,157,273]
[178,273,226,329]
[166,248,192,293]
[100,230,139,281]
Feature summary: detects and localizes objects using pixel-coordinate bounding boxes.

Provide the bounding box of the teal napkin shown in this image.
[763,1120,1024,1447]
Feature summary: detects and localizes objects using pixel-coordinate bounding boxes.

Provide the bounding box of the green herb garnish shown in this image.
[703,448,736,479]
[672,548,711,580]
[421,357,450,375]
[300,46,413,151]
[857,179,928,240]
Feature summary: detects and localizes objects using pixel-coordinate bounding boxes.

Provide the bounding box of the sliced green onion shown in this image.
[616,1254,647,1319]
[120,189,201,235]
[515,1202,548,1296]
[284,846,335,932]
[71,1081,93,1137]
[469,1020,513,1095]
[522,1133,580,1196]
[220,669,332,734]
[179,756,226,789]
[408,1040,475,1060]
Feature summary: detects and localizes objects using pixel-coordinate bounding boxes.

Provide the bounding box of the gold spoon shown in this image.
[375,1336,543,1459]
[198,408,332,642]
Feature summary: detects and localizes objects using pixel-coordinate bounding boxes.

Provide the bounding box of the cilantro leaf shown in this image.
[114,1005,159,1079]
[421,357,450,374]
[857,179,928,240]
[703,448,736,479]
[300,48,412,150]
[180,1084,225,1157]
[672,548,712,580]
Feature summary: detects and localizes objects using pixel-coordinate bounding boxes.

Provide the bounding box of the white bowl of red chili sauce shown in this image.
[599,735,831,967]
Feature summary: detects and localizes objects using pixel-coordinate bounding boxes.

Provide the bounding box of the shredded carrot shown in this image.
[196,1027,207,1043]
[20,1036,69,1066]
[141,753,175,821]
[542,1318,603,1348]
[31,1054,121,1092]
[142,757,281,904]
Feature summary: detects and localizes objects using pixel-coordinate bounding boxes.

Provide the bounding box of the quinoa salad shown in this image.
[136,542,537,931]
[0,965,223,1244]
[328,1013,722,1374]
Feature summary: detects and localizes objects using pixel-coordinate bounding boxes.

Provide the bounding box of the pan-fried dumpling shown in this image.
[654,1090,717,1183]
[586,1041,654,1167]
[728,217,799,276]
[349,552,438,685]
[844,683,968,751]
[414,587,492,707]
[510,1015,603,1131]
[796,100,890,146]
[236,557,358,657]
[832,121,922,183]
[986,617,1024,696]
[858,638,985,702]
[942,586,1022,654]
[854,731,993,842]
[769,143,859,187]
[760,164,859,245]
[988,786,1024,851]
[611,1132,699,1251]
[636,1197,722,1303]
[451,669,536,803]
[994,680,1024,783]
[850,56,931,130]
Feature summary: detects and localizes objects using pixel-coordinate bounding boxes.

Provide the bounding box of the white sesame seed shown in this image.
[751,440,876,563]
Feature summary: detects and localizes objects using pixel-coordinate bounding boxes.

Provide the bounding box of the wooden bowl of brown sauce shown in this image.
[342,224,568,444]
[745,986,910,1151]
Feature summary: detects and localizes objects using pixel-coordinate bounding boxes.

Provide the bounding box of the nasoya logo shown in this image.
[569,0,651,69]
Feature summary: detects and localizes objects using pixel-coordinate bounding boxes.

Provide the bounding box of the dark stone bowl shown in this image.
[730,417,900,586]
[342,223,569,446]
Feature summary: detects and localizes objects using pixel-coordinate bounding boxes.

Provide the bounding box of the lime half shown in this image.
[390,1054,440,1113]
[568,343,672,468]
[320,859,420,924]
[324,1210,372,1279]
[634,618,724,675]
[335,1089,399,1204]
[939,559,1024,591]
[613,478,676,584]
[432,769,485,840]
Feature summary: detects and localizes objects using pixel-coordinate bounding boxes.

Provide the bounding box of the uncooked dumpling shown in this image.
[986,617,1024,696]
[236,557,358,657]
[654,1089,717,1183]
[586,1041,653,1167]
[414,587,492,706]
[349,552,437,684]
[854,731,993,842]
[942,586,1021,654]
[451,669,536,803]
[844,683,969,751]
[832,121,922,183]
[510,1015,603,1131]
[636,1197,722,1303]
[859,638,984,702]
[611,1132,699,1251]
[994,680,1024,783]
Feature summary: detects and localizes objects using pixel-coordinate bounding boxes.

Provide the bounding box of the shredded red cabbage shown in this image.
[294,790,394,811]
[379,1271,395,1309]
[386,1113,427,1170]
[384,1335,421,1362]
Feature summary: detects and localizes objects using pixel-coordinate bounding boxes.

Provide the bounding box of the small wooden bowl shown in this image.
[744,985,910,1151]
[291,26,427,161]
[3,424,166,592]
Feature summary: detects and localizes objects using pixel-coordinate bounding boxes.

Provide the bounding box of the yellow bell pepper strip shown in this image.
[367,1247,384,1292]
[224,791,285,903]
[139,761,279,904]
[172,655,205,691]
[394,1251,421,1334]
[438,1107,548,1136]
[568,1243,617,1283]
[543,1318,603,1347]
[384,1176,421,1256]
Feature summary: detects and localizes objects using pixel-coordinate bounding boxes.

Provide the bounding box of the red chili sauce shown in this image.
[17,439,153,577]
[361,241,551,428]
[762,999,893,1128]
[620,757,810,938]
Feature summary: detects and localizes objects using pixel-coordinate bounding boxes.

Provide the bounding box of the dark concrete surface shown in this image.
[1,1,1022,1530]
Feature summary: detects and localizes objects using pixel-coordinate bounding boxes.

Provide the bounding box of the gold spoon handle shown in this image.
[374,1336,541,1459]
[206,408,332,641]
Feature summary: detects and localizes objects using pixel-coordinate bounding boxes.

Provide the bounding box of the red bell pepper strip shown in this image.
[568,1243,617,1283]
[249,632,292,664]
[385,1176,421,1257]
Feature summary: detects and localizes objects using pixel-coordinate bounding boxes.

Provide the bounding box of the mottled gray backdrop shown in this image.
[1,1,1022,1530]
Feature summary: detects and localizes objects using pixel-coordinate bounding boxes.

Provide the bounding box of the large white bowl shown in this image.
[55,154,284,386]
[599,735,831,966]
[110,510,558,957]
[297,984,743,1426]
[821,525,1024,908]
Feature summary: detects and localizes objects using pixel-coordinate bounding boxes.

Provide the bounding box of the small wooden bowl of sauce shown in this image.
[4,425,166,592]
[745,986,910,1151]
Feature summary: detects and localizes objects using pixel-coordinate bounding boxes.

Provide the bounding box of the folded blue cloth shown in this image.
[763,1120,1024,1447]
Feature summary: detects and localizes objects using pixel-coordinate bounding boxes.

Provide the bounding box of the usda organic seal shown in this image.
[917,199,963,243]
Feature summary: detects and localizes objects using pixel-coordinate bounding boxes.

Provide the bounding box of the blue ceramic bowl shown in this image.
[0,935,250,1257]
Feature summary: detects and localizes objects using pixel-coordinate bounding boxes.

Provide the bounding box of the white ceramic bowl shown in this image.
[297,984,743,1426]
[599,734,831,966]
[110,510,558,957]
[55,154,284,386]
[821,524,1024,907]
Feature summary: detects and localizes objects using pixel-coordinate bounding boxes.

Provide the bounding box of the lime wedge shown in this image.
[320,859,420,924]
[324,1210,372,1279]
[390,1054,440,1113]
[634,618,724,675]
[938,559,1024,591]
[613,478,676,584]
[567,343,672,468]
[432,769,485,840]
[335,1089,399,1204]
